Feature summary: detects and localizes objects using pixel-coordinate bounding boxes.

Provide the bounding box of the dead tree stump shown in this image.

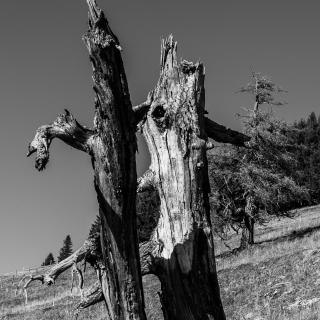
[138,36,226,320]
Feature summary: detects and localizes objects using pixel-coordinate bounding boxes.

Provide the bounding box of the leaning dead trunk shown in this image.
[138,37,226,320]
[84,5,146,320]
[27,1,146,319]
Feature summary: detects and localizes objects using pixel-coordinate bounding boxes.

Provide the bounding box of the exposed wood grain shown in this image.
[27,109,94,170]
[140,36,226,320]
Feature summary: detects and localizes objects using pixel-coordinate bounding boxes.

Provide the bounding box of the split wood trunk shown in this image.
[140,37,225,320]
[26,1,247,318]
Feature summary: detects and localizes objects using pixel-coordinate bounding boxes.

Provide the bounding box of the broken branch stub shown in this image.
[27,110,94,170]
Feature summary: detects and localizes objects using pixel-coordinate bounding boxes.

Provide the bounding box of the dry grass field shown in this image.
[216,205,320,319]
[1,205,320,320]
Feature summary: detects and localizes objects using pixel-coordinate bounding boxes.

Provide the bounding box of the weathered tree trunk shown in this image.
[239,216,255,249]
[27,1,146,319]
[138,37,226,320]
[26,1,250,318]
[239,195,256,249]
[83,4,146,319]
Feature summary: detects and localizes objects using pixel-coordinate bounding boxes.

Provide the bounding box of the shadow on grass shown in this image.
[216,223,320,259]
[256,224,320,244]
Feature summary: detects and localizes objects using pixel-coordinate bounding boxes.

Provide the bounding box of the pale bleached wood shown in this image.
[139,36,226,320]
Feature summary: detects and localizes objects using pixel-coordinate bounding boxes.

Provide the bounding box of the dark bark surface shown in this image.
[239,196,256,249]
[205,117,249,147]
[240,216,255,249]
[28,1,146,319]
[84,3,145,319]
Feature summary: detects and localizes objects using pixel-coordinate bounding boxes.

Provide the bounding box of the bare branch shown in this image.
[205,117,250,147]
[18,236,156,306]
[27,109,94,171]
[133,91,154,127]
[21,240,95,294]
[18,275,44,304]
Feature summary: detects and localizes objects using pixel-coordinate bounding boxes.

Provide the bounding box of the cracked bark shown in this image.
[26,0,248,318]
[20,236,155,314]
[27,1,146,319]
[137,36,226,320]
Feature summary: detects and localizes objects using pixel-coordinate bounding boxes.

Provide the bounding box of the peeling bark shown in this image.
[139,36,226,320]
[84,2,146,316]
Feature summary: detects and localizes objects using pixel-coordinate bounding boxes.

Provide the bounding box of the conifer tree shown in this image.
[88,215,101,240]
[290,111,320,202]
[41,253,55,266]
[209,73,309,248]
[238,71,287,113]
[57,235,73,262]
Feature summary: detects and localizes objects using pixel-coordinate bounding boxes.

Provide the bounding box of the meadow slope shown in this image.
[1,205,320,320]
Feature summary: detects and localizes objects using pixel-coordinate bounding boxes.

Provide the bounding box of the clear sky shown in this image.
[0,0,319,273]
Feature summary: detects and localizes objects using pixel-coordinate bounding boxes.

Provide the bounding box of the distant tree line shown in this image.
[41,253,55,266]
[41,234,73,266]
[289,112,320,203]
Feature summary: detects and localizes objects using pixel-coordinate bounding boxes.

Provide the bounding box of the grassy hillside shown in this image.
[217,205,320,320]
[0,266,162,320]
[1,205,320,320]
